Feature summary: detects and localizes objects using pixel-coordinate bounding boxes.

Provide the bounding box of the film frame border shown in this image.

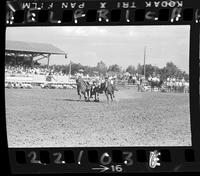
[3,0,200,174]
[5,0,200,25]
[8,147,200,174]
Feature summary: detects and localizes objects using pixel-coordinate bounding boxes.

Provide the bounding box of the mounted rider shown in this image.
[76,74,83,96]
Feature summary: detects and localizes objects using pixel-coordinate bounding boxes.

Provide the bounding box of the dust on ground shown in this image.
[5,86,191,147]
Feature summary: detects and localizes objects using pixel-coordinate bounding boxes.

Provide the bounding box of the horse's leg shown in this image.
[87,91,90,101]
[94,92,98,101]
[89,90,91,101]
[110,93,113,102]
[78,88,81,100]
[90,89,93,98]
[85,91,89,101]
[112,90,115,98]
[84,92,87,101]
[105,92,109,103]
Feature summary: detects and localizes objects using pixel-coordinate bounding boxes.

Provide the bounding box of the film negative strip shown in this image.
[3,0,200,174]
[5,0,200,25]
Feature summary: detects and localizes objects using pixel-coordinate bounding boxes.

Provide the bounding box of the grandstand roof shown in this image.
[6,40,66,55]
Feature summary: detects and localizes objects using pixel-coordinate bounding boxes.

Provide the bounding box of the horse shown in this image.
[90,83,101,102]
[76,77,91,101]
[149,80,163,92]
[100,81,115,102]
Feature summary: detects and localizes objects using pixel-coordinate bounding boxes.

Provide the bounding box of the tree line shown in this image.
[38,60,189,81]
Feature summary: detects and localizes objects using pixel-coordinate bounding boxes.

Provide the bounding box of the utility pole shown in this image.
[143,46,146,79]
[69,60,71,78]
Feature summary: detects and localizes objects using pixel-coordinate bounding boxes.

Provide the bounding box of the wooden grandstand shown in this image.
[5,40,67,68]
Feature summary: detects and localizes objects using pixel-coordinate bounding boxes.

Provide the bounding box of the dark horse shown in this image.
[149,80,163,91]
[90,81,116,102]
[90,82,102,102]
[76,77,91,101]
[100,81,115,102]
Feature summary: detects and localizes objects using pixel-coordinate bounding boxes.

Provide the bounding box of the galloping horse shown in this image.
[76,76,91,101]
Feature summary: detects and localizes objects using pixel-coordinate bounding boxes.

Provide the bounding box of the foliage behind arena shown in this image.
[6,57,189,81]
[46,61,189,81]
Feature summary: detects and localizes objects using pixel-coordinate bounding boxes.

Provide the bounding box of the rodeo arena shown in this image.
[5,40,191,147]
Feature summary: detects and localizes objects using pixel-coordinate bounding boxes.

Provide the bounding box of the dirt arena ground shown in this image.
[5,86,191,147]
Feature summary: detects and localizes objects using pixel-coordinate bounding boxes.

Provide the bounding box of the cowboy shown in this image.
[178,80,183,93]
[90,80,96,98]
[136,77,141,92]
[92,79,101,101]
[148,75,152,82]
[175,79,179,93]
[167,76,170,82]
[105,76,110,88]
[103,76,115,102]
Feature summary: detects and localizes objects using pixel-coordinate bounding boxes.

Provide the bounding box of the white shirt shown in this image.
[167,78,170,81]
[156,78,160,82]
[178,82,182,86]
[132,76,136,80]
[152,77,157,82]
[148,77,152,81]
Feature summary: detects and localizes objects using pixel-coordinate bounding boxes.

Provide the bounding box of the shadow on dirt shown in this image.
[57,98,102,103]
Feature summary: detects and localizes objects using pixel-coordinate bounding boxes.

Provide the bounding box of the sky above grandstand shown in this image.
[6,25,190,73]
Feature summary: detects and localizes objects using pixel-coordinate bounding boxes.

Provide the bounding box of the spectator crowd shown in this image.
[5,64,189,93]
[5,65,67,77]
[135,74,189,93]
